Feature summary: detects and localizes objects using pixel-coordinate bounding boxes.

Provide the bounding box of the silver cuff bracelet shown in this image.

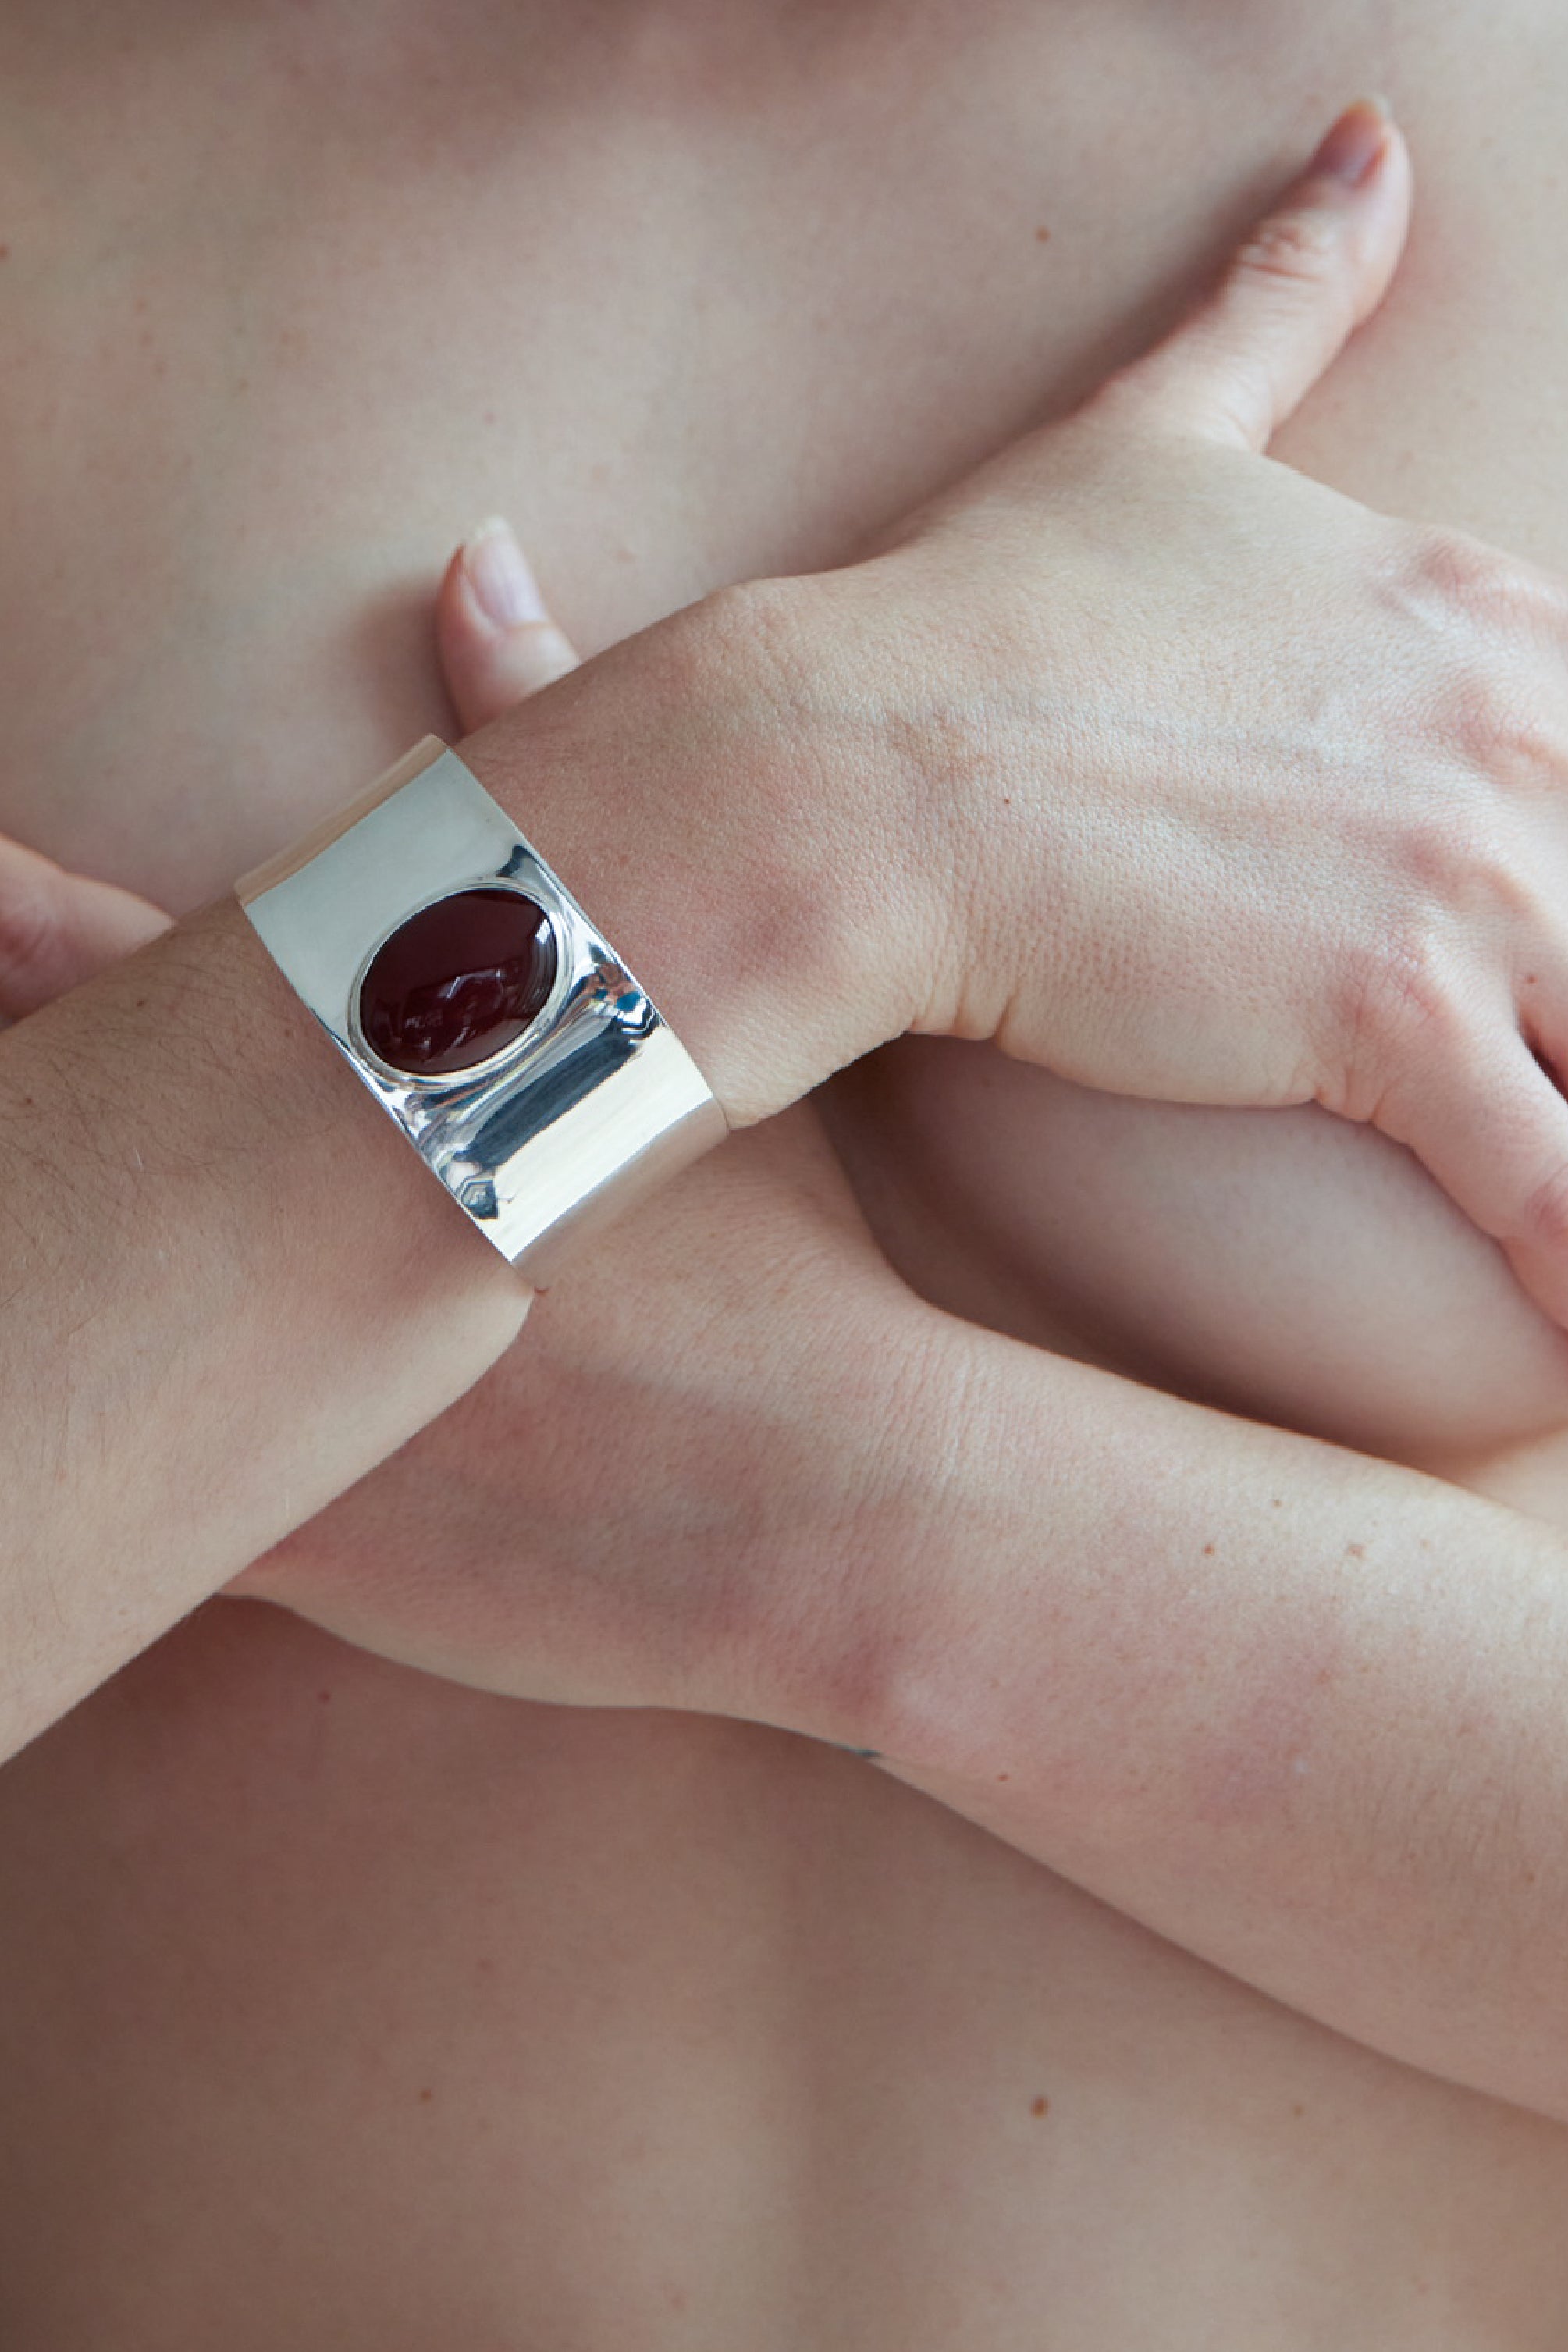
[236,735,727,1279]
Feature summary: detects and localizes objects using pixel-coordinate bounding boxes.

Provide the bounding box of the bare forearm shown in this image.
[0,610,844,1760]
[759,1315,1568,2120]
[0,896,527,1755]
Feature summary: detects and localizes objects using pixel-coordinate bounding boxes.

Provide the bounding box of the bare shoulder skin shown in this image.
[3,2,1568,2343]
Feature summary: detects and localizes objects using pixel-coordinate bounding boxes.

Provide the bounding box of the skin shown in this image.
[2,0,1568,2342]
[0,83,1563,2112]
[271,533,1568,2126]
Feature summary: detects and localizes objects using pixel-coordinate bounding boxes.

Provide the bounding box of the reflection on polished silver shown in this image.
[236,735,727,1278]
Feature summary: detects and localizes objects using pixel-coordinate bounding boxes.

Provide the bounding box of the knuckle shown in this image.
[1446,666,1511,774]
[1450,678,1564,795]
[1401,523,1500,606]
[1231,206,1346,294]
[1385,528,1568,794]
[1346,783,1533,930]
[1395,524,1568,641]
[1476,550,1568,634]
[1520,1159,1568,1257]
[1401,524,1523,616]
[1329,930,1459,1116]
[1413,810,1535,934]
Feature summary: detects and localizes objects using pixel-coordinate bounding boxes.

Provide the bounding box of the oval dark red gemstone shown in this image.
[358,888,556,1076]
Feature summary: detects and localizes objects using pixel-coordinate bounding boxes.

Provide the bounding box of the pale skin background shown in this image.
[5,1,1568,2343]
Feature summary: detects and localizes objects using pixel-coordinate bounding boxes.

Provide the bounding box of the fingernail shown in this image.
[463,516,549,628]
[1309,96,1393,188]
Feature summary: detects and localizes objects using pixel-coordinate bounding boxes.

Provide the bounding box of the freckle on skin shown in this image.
[1346,1542,1364,1559]
[1030,2094,1050,2117]
[1291,2101,1305,2118]
[1203,1542,1215,1556]
[418,2088,434,2105]
[318,1688,332,1703]
[996,1773,1010,1782]
[1034,224,1052,243]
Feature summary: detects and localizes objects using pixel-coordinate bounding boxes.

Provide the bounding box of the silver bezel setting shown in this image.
[343,878,571,1087]
[236,735,727,1278]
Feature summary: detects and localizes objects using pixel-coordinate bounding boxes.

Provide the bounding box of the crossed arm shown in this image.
[5,99,1568,2126]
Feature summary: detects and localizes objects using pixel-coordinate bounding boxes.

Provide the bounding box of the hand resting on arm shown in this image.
[244,513,1568,2133]
[5,101,1568,2122]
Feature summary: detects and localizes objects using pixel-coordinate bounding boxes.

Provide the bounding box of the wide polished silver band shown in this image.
[236,735,727,1279]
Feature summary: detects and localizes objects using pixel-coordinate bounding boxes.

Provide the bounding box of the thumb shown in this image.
[1095,98,1412,454]
[436,518,581,735]
[0,839,170,1019]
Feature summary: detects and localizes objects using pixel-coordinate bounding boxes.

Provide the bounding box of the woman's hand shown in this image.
[16,172,1568,2119]
[0,838,169,1019]
[19,98,1568,1722]
[464,99,1568,1327]
[241,547,1568,2132]
[23,105,1568,1328]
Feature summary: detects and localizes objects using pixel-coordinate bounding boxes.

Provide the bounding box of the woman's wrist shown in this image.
[0,585,923,1756]
[692,1291,982,1749]
[754,1301,1568,2121]
[458,585,923,1126]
